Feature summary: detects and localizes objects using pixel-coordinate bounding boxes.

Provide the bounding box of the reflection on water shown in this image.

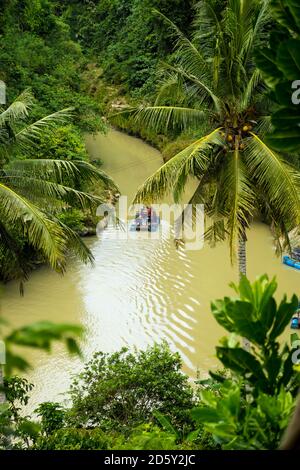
[2,129,300,411]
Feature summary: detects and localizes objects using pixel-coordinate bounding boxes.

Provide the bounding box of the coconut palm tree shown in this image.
[0,90,115,284]
[125,0,300,277]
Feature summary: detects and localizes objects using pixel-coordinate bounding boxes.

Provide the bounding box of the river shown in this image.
[2,129,299,411]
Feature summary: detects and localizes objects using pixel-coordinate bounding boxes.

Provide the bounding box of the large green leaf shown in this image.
[264,349,282,386]
[285,0,300,30]
[277,346,297,389]
[277,39,300,80]
[216,347,268,390]
[255,47,283,87]
[266,128,300,153]
[232,275,255,303]
[267,104,300,153]
[153,411,178,437]
[213,298,267,344]
[211,298,236,333]
[269,295,298,340]
[6,321,83,349]
[191,406,220,423]
[271,107,300,129]
[269,0,300,32]
[260,297,277,333]
[4,321,83,375]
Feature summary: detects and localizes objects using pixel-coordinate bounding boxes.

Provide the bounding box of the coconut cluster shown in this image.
[220,123,253,151]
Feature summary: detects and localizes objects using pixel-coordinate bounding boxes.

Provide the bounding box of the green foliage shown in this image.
[191,275,300,449]
[62,0,194,97]
[69,343,195,432]
[32,343,217,450]
[35,427,111,450]
[211,275,300,396]
[57,209,85,232]
[0,376,40,450]
[4,376,33,417]
[34,424,182,450]
[256,0,300,152]
[4,276,299,451]
[27,125,89,162]
[192,381,295,449]
[2,320,83,375]
[0,317,83,449]
[0,0,105,133]
[35,402,66,436]
[112,424,177,450]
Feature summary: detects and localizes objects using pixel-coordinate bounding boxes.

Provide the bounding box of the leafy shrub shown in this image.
[29,125,89,162]
[112,424,177,450]
[69,343,195,432]
[57,209,85,232]
[35,425,179,450]
[211,275,300,396]
[191,275,300,449]
[35,427,111,450]
[35,402,66,436]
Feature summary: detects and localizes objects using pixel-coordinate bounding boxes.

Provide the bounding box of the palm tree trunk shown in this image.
[238,235,247,279]
[238,235,250,350]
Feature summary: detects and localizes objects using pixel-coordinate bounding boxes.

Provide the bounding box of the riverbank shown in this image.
[86,66,194,162]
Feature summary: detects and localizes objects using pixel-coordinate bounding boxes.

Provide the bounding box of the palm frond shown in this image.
[2,174,105,209]
[162,62,223,114]
[239,69,263,111]
[255,115,272,136]
[222,146,256,261]
[188,178,228,245]
[192,0,223,60]
[134,128,222,204]
[242,0,271,63]
[0,183,67,271]
[246,133,300,227]
[154,72,187,106]
[205,218,228,246]
[5,159,117,189]
[0,219,34,282]
[0,92,117,280]
[151,8,223,112]
[0,90,34,126]
[132,105,206,133]
[13,108,73,149]
[153,9,209,79]
[56,220,94,265]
